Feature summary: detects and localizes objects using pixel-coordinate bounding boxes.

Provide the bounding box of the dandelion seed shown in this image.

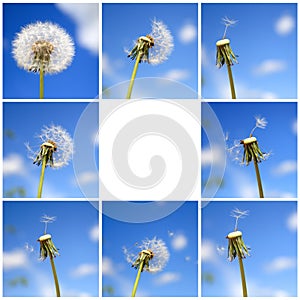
[26,125,73,169]
[250,116,268,136]
[12,21,74,74]
[222,17,238,39]
[41,214,56,234]
[230,208,249,231]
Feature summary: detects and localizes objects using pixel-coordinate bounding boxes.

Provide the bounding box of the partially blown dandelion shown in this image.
[123,237,169,296]
[226,208,250,297]
[216,17,238,99]
[26,125,73,198]
[126,19,174,99]
[12,21,75,98]
[37,215,60,297]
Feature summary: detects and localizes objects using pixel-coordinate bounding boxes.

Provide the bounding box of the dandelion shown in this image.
[226,208,250,297]
[126,19,174,99]
[123,237,169,296]
[37,215,60,297]
[216,17,238,99]
[227,116,268,198]
[12,21,75,99]
[25,125,73,198]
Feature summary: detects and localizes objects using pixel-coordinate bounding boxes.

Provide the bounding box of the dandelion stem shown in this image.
[253,157,264,198]
[40,65,44,99]
[37,155,47,198]
[238,256,248,297]
[131,259,144,297]
[50,254,61,297]
[226,64,236,99]
[126,52,142,99]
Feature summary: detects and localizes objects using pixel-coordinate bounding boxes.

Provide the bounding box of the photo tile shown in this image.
[3,3,99,99]
[102,2,198,99]
[3,102,99,199]
[102,200,198,297]
[202,102,297,199]
[201,3,297,100]
[3,200,99,297]
[201,200,297,297]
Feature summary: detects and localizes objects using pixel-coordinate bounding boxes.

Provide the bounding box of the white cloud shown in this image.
[178,23,197,44]
[171,233,187,250]
[292,119,297,134]
[3,153,26,176]
[286,211,297,231]
[265,256,296,273]
[71,263,97,277]
[89,224,99,242]
[254,59,286,76]
[76,171,98,186]
[102,257,115,276]
[3,249,28,270]
[153,272,180,285]
[164,69,190,81]
[201,239,218,263]
[275,15,295,35]
[272,160,297,176]
[202,145,226,167]
[56,3,99,54]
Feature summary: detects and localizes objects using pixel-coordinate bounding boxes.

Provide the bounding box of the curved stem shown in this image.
[126,52,142,99]
[37,155,47,198]
[40,66,44,99]
[253,157,264,198]
[238,256,248,297]
[50,255,61,297]
[226,64,236,99]
[131,260,144,297]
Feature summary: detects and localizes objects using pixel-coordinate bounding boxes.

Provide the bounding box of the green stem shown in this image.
[238,256,248,297]
[126,52,142,99]
[40,66,44,99]
[37,155,47,198]
[253,157,264,198]
[131,260,144,297]
[226,64,236,99]
[50,254,61,297]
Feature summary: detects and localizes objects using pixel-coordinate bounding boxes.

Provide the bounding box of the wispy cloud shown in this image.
[286,211,297,231]
[76,171,98,186]
[254,59,286,76]
[164,69,190,81]
[89,224,99,242]
[56,3,99,54]
[272,160,297,176]
[202,145,226,167]
[291,119,297,134]
[275,14,295,35]
[178,23,197,44]
[171,233,188,250]
[153,272,181,285]
[201,239,218,263]
[102,257,115,276]
[3,248,29,270]
[3,153,27,176]
[264,256,296,273]
[71,263,97,277]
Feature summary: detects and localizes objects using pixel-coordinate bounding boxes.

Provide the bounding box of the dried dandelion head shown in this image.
[127,19,173,65]
[123,237,169,273]
[12,21,75,74]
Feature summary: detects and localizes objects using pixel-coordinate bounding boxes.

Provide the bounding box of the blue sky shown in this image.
[3,3,99,99]
[202,3,297,99]
[202,102,297,198]
[102,201,198,297]
[202,200,297,297]
[3,201,99,297]
[102,3,198,98]
[3,102,99,198]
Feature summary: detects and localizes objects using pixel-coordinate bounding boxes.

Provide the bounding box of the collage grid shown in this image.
[0,0,299,298]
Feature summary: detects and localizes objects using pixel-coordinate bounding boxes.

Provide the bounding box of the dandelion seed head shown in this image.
[26,124,73,169]
[12,21,75,74]
[123,237,169,273]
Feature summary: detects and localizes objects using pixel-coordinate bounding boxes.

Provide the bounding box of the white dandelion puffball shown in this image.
[12,21,75,74]
[123,237,170,272]
[26,125,73,169]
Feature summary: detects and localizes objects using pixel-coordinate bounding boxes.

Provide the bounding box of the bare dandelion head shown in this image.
[127,19,173,65]
[26,124,73,169]
[123,237,169,273]
[12,21,75,74]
